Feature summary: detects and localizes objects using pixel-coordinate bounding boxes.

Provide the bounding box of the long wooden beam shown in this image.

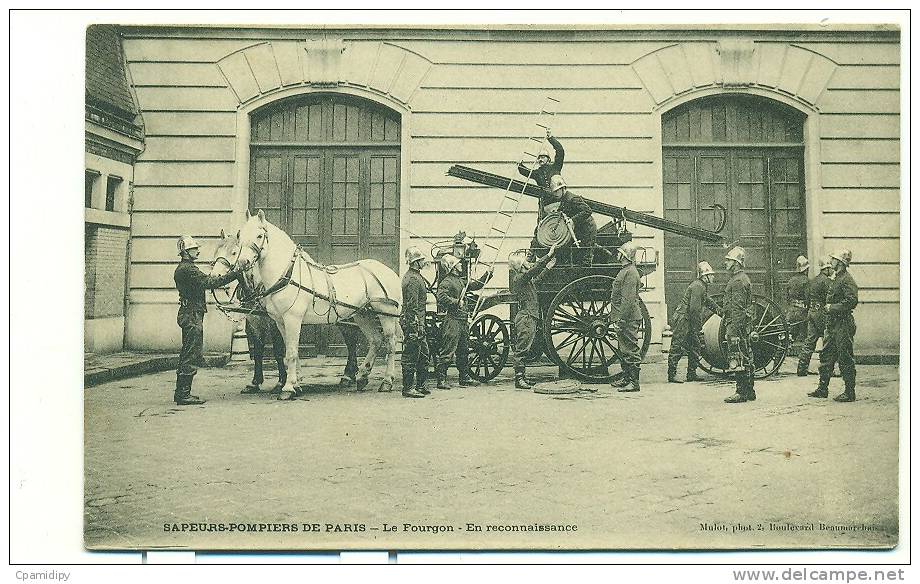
[446,164,724,244]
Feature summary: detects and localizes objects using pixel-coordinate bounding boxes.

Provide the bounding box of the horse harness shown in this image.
[238,227,399,322]
[252,248,399,322]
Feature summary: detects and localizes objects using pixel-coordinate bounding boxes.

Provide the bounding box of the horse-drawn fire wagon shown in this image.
[426,166,792,383]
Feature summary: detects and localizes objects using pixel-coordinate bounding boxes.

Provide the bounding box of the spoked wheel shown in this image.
[466,313,510,382]
[543,275,651,382]
[698,293,790,379]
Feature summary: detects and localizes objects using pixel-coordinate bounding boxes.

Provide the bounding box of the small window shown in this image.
[105,175,122,212]
[85,170,99,208]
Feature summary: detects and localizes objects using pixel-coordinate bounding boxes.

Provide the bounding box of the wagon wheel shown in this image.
[698,294,790,379]
[466,314,510,382]
[543,275,652,382]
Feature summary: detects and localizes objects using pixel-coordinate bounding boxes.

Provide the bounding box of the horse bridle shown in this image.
[210,250,239,309]
[237,226,268,269]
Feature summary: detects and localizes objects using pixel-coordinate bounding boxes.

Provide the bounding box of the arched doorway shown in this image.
[661,94,807,318]
[249,93,401,354]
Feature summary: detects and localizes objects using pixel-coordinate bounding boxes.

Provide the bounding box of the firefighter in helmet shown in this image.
[174,235,244,406]
[550,174,598,258]
[786,255,811,356]
[508,244,558,389]
[518,127,565,217]
[435,254,493,389]
[400,246,431,399]
[667,261,721,383]
[808,249,859,402]
[609,241,643,392]
[797,255,834,376]
[722,246,756,404]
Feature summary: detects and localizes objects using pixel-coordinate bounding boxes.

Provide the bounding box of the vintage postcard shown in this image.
[83,21,901,551]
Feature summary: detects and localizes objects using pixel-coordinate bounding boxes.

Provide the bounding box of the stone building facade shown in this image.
[108,25,899,357]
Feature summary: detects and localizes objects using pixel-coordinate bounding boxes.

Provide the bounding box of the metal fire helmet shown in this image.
[795,255,810,273]
[697,261,715,278]
[830,248,853,267]
[405,246,426,266]
[618,241,639,263]
[724,246,746,268]
[508,250,528,272]
[177,235,201,256]
[819,255,834,271]
[441,254,461,274]
[549,174,567,193]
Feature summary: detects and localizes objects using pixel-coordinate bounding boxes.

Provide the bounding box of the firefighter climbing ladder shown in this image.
[470,96,559,313]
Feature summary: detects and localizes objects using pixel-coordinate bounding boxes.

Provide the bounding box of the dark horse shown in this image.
[235,276,362,393]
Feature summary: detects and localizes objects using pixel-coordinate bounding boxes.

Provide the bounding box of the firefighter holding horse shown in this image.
[174,235,244,406]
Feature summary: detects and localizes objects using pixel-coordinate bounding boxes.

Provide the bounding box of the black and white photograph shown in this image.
[9,9,909,568]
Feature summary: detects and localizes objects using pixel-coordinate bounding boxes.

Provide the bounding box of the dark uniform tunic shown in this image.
[509,254,553,368]
[668,278,719,373]
[174,258,239,377]
[723,270,755,396]
[797,272,831,371]
[785,272,810,344]
[559,192,597,248]
[819,270,859,383]
[400,268,431,384]
[610,262,642,367]
[436,271,489,377]
[518,135,564,218]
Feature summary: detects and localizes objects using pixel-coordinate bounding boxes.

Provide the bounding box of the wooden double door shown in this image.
[661,94,807,320]
[249,95,401,354]
[663,147,807,319]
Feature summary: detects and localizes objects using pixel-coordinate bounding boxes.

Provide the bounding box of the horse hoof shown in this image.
[271,383,285,393]
[356,377,370,392]
[378,381,393,393]
[241,384,262,394]
[276,390,296,401]
[339,376,356,387]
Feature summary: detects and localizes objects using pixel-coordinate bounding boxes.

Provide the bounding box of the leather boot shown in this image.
[402,378,426,398]
[515,367,532,390]
[685,367,701,382]
[834,372,856,402]
[173,374,184,403]
[796,359,810,377]
[667,361,683,383]
[611,366,631,388]
[631,364,641,392]
[401,369,415,393]
[808,374,830,398]
[416,367,430,395]
[617,364,640,392]
[458,375,480,387]
[724,375,749,403]
[175,375,205,405]
[436,365,451,389]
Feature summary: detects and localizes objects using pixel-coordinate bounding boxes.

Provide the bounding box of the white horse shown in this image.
[235,210,402,400]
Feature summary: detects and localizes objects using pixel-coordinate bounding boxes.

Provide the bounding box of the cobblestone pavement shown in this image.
[84,359,899,551]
